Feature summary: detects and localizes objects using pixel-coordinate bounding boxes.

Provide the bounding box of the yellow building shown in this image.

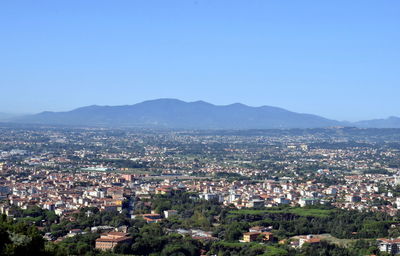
[243,232,274,243]
[95,232,132,251]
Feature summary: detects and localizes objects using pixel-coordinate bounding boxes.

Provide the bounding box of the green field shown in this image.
[288,207,333,217]
[263,246,288,256]
[229,207,334,218]
[213,242,287,256]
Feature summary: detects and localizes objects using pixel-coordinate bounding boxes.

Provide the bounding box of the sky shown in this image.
[0,1,399,121]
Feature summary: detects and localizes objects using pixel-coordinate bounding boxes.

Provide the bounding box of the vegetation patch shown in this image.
[228,207,333,218]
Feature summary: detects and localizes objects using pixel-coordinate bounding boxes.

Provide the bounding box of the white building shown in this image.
[299,198,320,207]
[164,210,178,219]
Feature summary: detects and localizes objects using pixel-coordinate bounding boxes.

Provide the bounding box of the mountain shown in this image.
[0,112,21,121]
[354,116,400,128]
[13,99,341,129]
[11,99,400,129]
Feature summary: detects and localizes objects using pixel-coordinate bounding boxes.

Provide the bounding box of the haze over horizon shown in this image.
[1,1,399,121]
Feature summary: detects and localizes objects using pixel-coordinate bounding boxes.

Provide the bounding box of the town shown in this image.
[1,125,400,255]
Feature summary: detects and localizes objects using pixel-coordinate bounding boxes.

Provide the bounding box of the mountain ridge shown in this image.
[8,99,400,129]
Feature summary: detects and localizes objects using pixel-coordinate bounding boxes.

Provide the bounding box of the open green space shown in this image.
[229,207,334,218]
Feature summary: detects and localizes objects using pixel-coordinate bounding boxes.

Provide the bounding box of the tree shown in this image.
[0,226,11,252]
[224,222,249,241]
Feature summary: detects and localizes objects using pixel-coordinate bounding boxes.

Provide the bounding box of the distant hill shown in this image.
[0,112,21,121]
[354,116,400,128]
[13,99,341,129]
[10,99,400,129]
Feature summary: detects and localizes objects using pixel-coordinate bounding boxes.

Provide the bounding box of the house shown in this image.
[299,198,320,207]
[346,194,361,203]
[0,205,18,217]
[164,210,178,219]
[274,197,290,205]
[107,187,124,199]
[141,213,163,223]
[101,204,119,212]
[249,226,272,233]
[243,232,261,242]
[156,186,172,195]
[377,238,400,255]
[43,202,55,211]
[243,232,274,243]
[186,229,216,241]
[95,232,132,251]
[91,226,114,233]
[67,229,83,237]
[121,174,135,182]
[298,235,321,247]
[247,199,265,208]
[199,193,221,202]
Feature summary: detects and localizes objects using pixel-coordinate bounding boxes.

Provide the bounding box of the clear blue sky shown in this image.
[0,0,399,121]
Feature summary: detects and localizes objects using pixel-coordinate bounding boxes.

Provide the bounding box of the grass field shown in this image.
[263,246,288,256]
[229,207,334,218]
[289,207,333,217]
[214,242,287,256]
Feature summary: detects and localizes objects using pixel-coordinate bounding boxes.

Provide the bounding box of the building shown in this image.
[67,229,83,238]
[395,176,400,185]
[346,194,361,203]
[43,202,55,211]
[95,232,132,251]
[121,174,135,182]
[107,187,124,199]
[141,213,163,223]
[164,210,178,219]
[156,186,172,195]
[0,185,10,195]
[243,232,261,242]
[243,232,274,243]
[377,238,400,255]
[247,199,265,208]
[298,235,321,247]
[300,144,308,151]
[199,193,222,202]
[274,197,290,205]
[299,198,320,207]
[249,226,272,233]
[325,187,338,195]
